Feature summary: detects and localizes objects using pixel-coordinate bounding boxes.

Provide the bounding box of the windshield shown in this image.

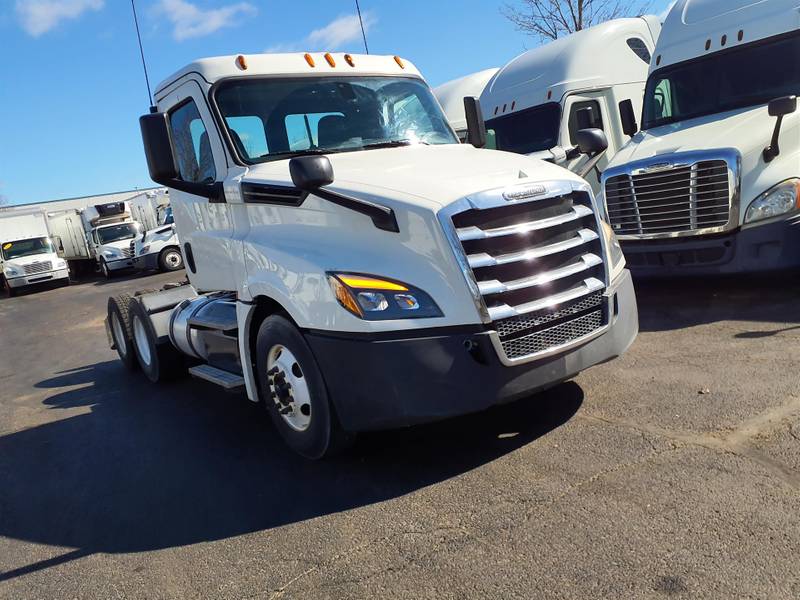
[485,102,561,154]
[1,237,54,260]
[96,223,139,244]
[214,76,457,162]
[643,31,800,129]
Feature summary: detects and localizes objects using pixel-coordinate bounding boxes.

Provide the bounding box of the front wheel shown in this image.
[158,247,184,272]
[255,315,351,459]
[2,276,16,298]
[100,259,112,279]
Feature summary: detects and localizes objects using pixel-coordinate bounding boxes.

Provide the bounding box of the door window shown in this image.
[169,99,216,183]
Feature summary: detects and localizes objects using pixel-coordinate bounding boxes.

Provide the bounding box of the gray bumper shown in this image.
[132,252,160,271]
[105,258,135,272]
[6,268,70,288]
[307,269,639,432]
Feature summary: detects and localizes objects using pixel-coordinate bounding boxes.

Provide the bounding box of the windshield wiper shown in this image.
[257,148,332,160]
[360,139,429,150]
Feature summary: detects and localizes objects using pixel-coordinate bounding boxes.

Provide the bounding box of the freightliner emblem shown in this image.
[504,184,547,201]
[641,162,675,173]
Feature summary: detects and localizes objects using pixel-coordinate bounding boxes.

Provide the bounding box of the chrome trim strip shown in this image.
[487,277,605,321]
[601,148,741,240]
[467,229,598,268]
[478,253,602,295]
[456,205,593,241]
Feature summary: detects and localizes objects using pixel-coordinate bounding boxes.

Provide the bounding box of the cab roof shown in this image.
[655,0,800,70]
[480,16,660,118]
[154,53,422,101]
[433,68,499,131]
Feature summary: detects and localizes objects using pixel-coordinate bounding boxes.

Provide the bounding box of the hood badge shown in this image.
[504,184,547,201]
[641,162,675,173]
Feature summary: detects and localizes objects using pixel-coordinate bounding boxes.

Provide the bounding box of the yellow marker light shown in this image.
[344,53,355,67]
[235,54,248,70]
[394,55,405,69]
[337,275,408,291]
[324,52,336,67]
[2,243,12,250]
[304,53,315,67]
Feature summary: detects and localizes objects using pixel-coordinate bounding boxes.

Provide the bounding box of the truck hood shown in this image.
[242,144,585,211]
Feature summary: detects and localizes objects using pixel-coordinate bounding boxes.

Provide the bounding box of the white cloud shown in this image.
[154,0,257,41]
[266,12,375,53]
[16,0,104,37]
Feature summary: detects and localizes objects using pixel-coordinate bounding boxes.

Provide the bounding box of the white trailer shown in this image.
[0,211,69,296]
[129,189,170,232]
[479,17,662,191]
[600,0,800,276]
[433,68,499,141]
[105,52,637,459]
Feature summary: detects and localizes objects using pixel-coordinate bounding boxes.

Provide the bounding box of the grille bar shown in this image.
[488,277,605,321]
[467,228,598,268]
[478,253,602,295]
[23,261,53,275]
[457,204,593,241]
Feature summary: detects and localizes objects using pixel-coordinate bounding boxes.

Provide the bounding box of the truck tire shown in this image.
[128,297,182,383]
[158,247,184,272]
[255,315,352,459]
[107,294,138,371]
[100,259,113,279]
[2,276,16,298]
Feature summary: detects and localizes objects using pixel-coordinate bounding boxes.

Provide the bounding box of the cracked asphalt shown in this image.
[0,270,799,599]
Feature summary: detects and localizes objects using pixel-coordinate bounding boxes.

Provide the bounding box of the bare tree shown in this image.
[502,0,652,41]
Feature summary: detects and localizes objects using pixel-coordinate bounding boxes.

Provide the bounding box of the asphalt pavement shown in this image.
[0,269,798,599]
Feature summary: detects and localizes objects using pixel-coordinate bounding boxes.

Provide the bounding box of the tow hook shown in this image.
[464,337,488,364]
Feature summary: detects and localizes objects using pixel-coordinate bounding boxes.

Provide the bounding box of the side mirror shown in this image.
[139,112,225,201]
[463,96,487,148]
[289,155,334,191]
[619,99,639,137]
[764,95,797,162]
[575,128,609,156]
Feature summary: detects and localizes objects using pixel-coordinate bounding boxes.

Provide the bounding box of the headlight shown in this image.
[55,259,67,269]
[600,219,625,280]
[3,266,20,277]
[102,248,121,258]
[328,273,443,320]
[744,179,800,224]
[140,245,150,255]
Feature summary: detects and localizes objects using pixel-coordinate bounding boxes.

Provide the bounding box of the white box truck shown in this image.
[0,211,70,296]
[600,0,800,275]
[105,52,638,458]
[433,68,499,141]
[479,17,662,191]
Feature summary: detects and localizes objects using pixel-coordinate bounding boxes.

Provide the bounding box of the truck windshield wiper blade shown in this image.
[360,139,430,150]
[258,148,330,159]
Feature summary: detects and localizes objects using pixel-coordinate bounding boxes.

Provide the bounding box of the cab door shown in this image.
[561,92,616,192]
[158,79,237,292]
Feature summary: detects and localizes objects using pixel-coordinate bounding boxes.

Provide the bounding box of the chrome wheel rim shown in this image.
[165,251,182,269]
[111,311,127,356]
[267,344,311,432]
[133,315,152,367]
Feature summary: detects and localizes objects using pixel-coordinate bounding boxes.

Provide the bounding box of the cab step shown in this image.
[188,364,245,390]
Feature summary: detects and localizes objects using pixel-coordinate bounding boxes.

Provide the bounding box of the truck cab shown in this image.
[433,68,499,141]
[600,0,800,275]
[132,207,183,273]
[108,52,638,458]
[82,203,142,277]
[479,17,662,191]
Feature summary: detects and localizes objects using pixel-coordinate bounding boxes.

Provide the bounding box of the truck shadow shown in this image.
[634,273,800,332]
[0,361,582,580]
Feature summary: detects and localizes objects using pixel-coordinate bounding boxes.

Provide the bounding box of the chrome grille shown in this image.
[604,156,735,237]
[121,247,134,259]
[449,187,608,364]
[501,309,603,360]
[23,261,53,275]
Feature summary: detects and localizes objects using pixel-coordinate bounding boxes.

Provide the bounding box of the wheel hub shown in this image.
[266,345,311,431]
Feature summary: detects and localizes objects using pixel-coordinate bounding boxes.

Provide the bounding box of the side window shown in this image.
[568,100,604,145]
[285,112,346,150]
[627,38,652,64]
[225,115,268,160]
[651,78,673,121]
[169,99,216,183]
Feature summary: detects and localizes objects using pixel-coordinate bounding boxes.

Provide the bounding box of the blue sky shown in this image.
[0,0,672,206]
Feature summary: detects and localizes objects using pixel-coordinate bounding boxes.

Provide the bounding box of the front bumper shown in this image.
[6,268,69,288]
[132,252,159,271]
[307,269,638,432]
[105,257,135,272]
[621,213,800,277]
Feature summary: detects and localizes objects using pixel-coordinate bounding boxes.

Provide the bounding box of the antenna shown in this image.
[355,0,369,54]
[130,0,154,110]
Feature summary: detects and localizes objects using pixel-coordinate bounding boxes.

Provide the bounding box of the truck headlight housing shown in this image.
[3,265,20,277]
[600,219,625,280]
[140,245,150,255]
[328,273,443,320]
[102,248,122,259]
[744,179,800,224]
[54,259,67,269]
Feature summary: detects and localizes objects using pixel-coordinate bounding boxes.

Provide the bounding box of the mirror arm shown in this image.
[578,150,607,179]
[313,188,399,233]
[763,115,785,163]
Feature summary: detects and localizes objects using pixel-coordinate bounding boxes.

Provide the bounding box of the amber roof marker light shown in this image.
[235,54,248,70]
[344,53,355,67]
[304,53,315,67]
[324,52,336,67]
[394,55,405,69]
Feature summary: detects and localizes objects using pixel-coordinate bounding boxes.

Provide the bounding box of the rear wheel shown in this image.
[129,297,182,383]
[158,247,184,272]
[107,293,138,371]
[256,315,352,459]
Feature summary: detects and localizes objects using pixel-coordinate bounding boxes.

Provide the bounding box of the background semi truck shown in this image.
[433,68,499,141]
[478,17,662,191]
[105,52,638,459]
[132,206,184,273]
[600,0,800,275]
[0,211,69,296]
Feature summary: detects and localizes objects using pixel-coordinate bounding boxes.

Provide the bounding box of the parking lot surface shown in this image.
[0,271,799,599]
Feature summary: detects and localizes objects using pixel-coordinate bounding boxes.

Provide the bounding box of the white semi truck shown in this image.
[132,206,184,273]
[479,17,662,191]
[600,0,800,275]
[0,211,70,296]
[433,68,499,141]
[105,52,638,458]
